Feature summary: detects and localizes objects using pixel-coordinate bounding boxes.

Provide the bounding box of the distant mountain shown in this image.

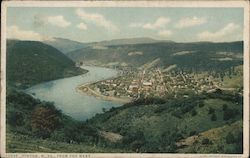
[88,37,174,46]
[43,37,87,54]
[67,41,243,72]
[7,40,87,88]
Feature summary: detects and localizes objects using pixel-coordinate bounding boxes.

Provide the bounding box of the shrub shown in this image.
[172,110,182,119]
[226,132,235,144]
[235,131,243,153]
[176,133,184,140]
[7,110,24,126]
[191,109,197,116]
[211,113,217,121]
[131,140,145,152]
[50,130,66,142]
[202,138,211,145]
[222,104,228,111]
[223,108,239,121]
[189,130,197,136]
[154,105,167,113]
[208,107,215,114]
[198,101,205,108]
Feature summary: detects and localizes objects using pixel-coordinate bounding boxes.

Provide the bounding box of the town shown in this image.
[78,66,231,103]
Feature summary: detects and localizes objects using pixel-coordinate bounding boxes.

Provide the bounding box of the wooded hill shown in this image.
[7,40,87,89]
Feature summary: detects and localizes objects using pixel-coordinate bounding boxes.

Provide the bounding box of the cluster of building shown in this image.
[89,67,223,100]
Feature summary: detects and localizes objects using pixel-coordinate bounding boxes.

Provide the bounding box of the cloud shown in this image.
[47,16,71,28]
[143,17,171,30]
[129,23,143,28]
[197,23,240,42]
[76,9,118,32]
[158,30,172,37]
[129,17,171,30]
[77,22,88,30]
[7,25,53,41]
[175,16,206,28]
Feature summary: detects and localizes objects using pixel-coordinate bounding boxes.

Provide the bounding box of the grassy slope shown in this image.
[180,99,242,133]
[88,93,243,153]
[177,120,243,153]
[7,40,87,88]
[90,98,242,136]
[7,133,125,153]
[221,65,243,89]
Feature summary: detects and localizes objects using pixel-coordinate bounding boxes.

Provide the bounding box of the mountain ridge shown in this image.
[43,37,87,54]
[67,40,243,72]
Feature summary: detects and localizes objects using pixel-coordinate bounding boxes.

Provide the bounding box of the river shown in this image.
[25,66,122,121]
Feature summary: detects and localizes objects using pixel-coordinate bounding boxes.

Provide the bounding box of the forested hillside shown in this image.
[7,40,87,88]
[67,41,243,72]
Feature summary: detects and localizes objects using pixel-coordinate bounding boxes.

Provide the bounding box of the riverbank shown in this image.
[77,84,132,104]
[76,67,132,104]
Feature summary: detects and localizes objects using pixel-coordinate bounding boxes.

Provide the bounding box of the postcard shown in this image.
[1,0,249,158]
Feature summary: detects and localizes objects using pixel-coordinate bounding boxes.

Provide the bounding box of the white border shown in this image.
[243,1,250,157]
[1,1,249,158]
[1,1,7,157]
[2,0,249,7]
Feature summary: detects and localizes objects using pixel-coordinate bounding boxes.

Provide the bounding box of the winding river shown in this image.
[25,66,122,121]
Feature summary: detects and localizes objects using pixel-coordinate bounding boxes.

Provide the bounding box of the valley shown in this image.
[5,37,244,154]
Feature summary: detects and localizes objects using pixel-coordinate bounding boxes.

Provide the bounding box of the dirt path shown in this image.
[99,131,123,142]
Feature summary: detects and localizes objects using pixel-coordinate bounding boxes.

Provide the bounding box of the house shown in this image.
[128,85,139,93]
[143,81,152,86]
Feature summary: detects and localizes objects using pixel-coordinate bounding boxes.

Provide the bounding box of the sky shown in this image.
[7,7,244,43]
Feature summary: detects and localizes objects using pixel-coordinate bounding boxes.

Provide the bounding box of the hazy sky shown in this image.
[7,7,244,43]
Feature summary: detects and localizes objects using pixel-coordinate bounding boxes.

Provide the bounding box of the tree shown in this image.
[222,104,228,111]
[208,107,215,114]
[223,108,239,121]
[226,132,235,144]
[211,113,217,121]
[172,110,182,119]
[235,131,243,153]
[189,130,197,136]
[191,109,197,116]
[122,130,146,152]
[7,110,24,126]
[202,138,211,145]
[31,104,62,137]
[102,108,106,113]
[198,101,205,108]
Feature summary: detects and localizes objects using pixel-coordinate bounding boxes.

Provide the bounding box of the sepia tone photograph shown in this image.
[1,0,249,158]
